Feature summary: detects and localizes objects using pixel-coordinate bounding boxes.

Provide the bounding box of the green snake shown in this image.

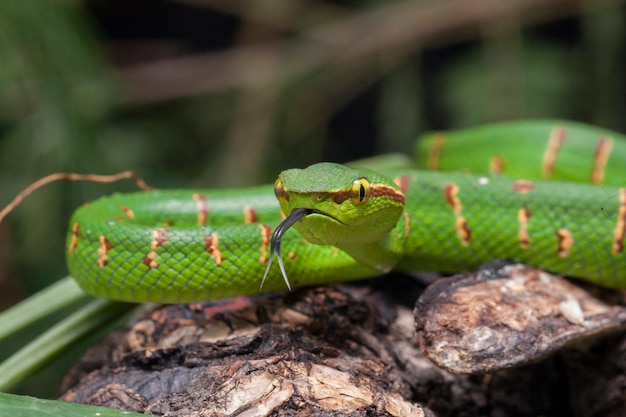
[66,120,626,303]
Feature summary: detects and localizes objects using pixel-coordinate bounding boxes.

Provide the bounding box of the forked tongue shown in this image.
[260,208,315,290]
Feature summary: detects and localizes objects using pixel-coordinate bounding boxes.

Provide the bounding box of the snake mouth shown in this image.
[260,207,342,291]
[292,207,344,224]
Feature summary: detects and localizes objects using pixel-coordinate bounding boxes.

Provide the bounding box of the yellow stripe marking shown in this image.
[542,127,566,178]
[444,183,472,245]
[192,193,209,226]
[489,155,504,174]
[97,236,113,268]
[512,180,535,194]
[244,206,258,224]
[427,133,446,170]
[151,228,169,248]
[455,217,471,246]
[69,223,80,253]
[444,183,463,215]
[591,137,613,184]
[329,183,404,205]
[371,184,405,204]
[403,212,411,238]
[204,233,223,265]
[142,252,157,269]
[612,188,626,254]
[143,228,168,269]
[557,228,574,258]
[259,224,271,265]
[393,176,410,195]
[120,206,135,220]
[517,208,532,250]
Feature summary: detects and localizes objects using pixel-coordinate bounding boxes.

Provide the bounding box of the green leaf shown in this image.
[0,392,145,417]
[0,279,135,392]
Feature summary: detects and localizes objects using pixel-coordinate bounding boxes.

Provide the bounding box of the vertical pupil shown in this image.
[359,184,365,201]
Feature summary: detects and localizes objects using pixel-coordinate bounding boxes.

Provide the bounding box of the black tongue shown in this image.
[260,208,315,290]
[272,208,314,245]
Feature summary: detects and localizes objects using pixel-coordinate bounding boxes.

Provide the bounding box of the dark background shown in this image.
[0,0,624,397]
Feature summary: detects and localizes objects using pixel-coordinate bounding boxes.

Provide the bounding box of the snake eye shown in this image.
[351,178,370,205]
[274,178,289,202]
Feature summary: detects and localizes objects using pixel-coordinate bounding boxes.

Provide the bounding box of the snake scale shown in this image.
[65,120,626,303]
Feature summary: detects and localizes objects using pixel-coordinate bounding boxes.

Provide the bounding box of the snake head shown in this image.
[261,162,405,291]
[274,162,405,246]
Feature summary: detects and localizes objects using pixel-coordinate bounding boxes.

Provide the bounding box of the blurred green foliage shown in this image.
[0,0,624,397]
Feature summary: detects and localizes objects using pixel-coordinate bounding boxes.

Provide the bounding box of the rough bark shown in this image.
[60,265,626,416]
